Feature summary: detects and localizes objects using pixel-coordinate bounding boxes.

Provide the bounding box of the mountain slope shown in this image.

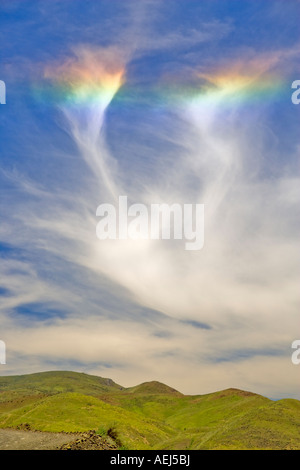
[0,392,174,449]
[0,371,299,450]
[0,370,123,398]
[126,381,183,396]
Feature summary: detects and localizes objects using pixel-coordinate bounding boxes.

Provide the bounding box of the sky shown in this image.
[0,0,300,399]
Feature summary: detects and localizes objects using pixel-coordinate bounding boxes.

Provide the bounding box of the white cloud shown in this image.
[1,32,299,399]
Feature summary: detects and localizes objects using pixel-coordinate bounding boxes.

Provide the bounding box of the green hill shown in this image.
[0,371,299,450]
[0,370,123,395]
[126,380,183,396]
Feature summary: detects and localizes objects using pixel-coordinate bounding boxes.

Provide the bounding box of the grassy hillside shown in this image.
[0,371,299,450]
[0,370,123,395]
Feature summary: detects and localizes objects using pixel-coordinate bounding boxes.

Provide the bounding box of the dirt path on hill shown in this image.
[0,428,79,450]
[0,429,117,450]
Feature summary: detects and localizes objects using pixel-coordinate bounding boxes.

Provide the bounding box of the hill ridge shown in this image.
[0,370,299,450]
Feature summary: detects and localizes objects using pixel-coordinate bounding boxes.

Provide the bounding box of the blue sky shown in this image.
[0,0,300,399]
